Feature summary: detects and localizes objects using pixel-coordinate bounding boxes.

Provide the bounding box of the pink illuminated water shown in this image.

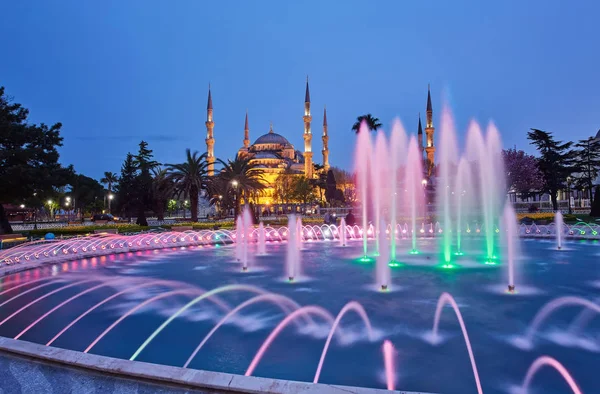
[339,217,347,246]
[286,214,301,280]
[430,292,483,394]
[376,220,391,291]
[257,222,266,255]
[184,293,305,368]
[520,356,582,394]
[382,340,396,391]
[245,305,335,377]
[313,301,374,383]
[519,296,600,348]
[555,211,564,250]
[502,204,519,291]
[355,122,371,257]
[405,137,424,253]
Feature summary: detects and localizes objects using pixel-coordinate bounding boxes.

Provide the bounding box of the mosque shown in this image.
[203,78,329,205]
[203,79,436,206]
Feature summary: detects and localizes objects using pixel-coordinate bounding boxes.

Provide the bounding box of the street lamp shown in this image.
[231,180,239,217]
[19,204,25,209]
[47,200,54,220]
[566,176,572,214]
[107,194,114,214]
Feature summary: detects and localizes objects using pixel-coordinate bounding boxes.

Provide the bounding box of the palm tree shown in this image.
[218,156,267,217]
[100,171,119,213]
[166,150,209,222]
[151,168,175,221]
[351,114,382,134]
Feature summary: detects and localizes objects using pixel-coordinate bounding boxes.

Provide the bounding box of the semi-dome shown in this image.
[253,132,290,146]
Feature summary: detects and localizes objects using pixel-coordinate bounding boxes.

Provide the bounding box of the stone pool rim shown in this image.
[0,336,430,394]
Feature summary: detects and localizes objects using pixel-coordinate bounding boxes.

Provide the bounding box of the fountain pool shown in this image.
[0,236,597,394]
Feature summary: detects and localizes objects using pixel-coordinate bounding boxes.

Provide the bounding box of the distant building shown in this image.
[204,78,329,206]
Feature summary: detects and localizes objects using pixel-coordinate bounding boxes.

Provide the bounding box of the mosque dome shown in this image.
[253,132,290,146]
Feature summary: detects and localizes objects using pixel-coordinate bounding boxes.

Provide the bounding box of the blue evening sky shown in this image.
[2,0,599,179]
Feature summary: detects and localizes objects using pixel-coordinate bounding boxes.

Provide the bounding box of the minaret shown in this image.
[417,113,424,159]
[243,110,250,149]
[205,85,215,176]
[425,84,435,177]
[322,106,330,172]
[303,76,313,178]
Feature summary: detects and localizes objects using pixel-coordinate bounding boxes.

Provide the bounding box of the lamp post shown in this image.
[231,180,239,217]
[65,197,71,222]
[108,194,114,214]
[566,176,572,214]
[46,199,53,220]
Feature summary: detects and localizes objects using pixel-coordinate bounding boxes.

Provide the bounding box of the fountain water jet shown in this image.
[313,301,374,383]
[245,305,335,377]
[339,218,347,246]
[502,204,520,293]
[286,214,301,281]
[130,284,267,361]
[382,340,396,391]
[519,296,600,348]
[14,277,129,340]
[376,221,391,291]
[0,278,99,327]
[436,107,459,263]
[184,293,307,368]
[430,292,482,394]
[405,137,424,254]
[355,122,371,258]
[555,211,564,250]
[257,221,266,255]
[520,356,582,394]
[85,288,209,353]
[46,279,187,346]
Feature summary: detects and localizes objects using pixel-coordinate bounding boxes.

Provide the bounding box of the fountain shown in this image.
[555,211,564,250]
[382,340,396,391]
[502,204,519,293]
[405,136,424,254]
[355,122,371,258]
[0,99,597,394]
[287,214,301,281]
[257,222,266,255]
[376,221,391,291]
[339,217,347,246]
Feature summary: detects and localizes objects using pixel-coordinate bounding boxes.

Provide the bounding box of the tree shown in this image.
[292,176,315,207]
[0,86,73,233]
[502,148,544,198]
[115,153,137,221]
[273,169,296,205]
[133,141,159,226]
[100,171,119,213]
[151,168,175,221]
[218,155,267,217]
[69,174,105,217]
[573,137,600,201]
[166,150,209,222]
[591,186,600,217]
[100,172,119,194]
[351,114,382,134]
[325,170,337,203]
[527,129,576,211]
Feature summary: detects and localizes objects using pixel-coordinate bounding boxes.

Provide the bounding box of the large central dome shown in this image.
[253,132,291,146]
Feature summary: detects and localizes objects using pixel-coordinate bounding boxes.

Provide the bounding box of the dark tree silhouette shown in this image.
[351,114,382,134]
[527,129,576,211]
[0,86,73,233]
[166,150,209,222]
